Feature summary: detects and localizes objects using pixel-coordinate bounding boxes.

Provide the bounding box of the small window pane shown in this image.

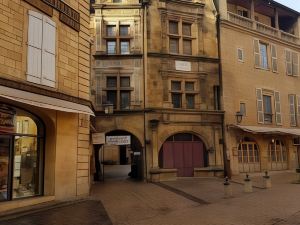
[238,48,244,61]
[240,103,246,116]
[263,95,272,123]
[107,41,116,54]
[107,91,117,107]
[106,77,117,88]
[120,41,130,54]
[182,23,191,36]
[172,93,182,108]
[107,25,116,36]
[260,43,268,69]
[185,82,194,91]
[183,39,192,55]
[171,81,181,91]
[120,77,130,87]
[186,94,195,109]
[120,91,130,109]
[169,21,178,34]
[169,38,179,54]
[120,25,129,36]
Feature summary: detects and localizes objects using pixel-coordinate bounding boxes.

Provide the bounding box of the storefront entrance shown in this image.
[159,133,207,177]
[0,104,44,201]
[237,138,261,173]
[268,139,288,171]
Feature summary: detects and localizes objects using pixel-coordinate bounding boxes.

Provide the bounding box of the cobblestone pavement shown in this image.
[1,171,300,225]
[0,200,112,225]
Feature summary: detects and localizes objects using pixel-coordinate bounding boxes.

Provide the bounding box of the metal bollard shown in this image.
[224,176,233,198]
[263,171,272,188]
[244,173,253,193]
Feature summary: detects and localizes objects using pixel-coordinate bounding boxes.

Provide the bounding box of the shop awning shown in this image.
[229,125,300,136]
[0,85,94,116]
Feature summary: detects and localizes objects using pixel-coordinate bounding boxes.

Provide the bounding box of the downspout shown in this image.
[216,14,231,178]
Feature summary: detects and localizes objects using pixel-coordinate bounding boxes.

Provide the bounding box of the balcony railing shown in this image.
[227,12,300,45]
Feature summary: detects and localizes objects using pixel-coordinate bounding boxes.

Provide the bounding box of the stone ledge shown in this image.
[194,167,224,177]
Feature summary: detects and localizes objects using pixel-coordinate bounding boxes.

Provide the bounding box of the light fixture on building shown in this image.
[149,119,159,129]
[104,104,114,114]
[235,111,243,124]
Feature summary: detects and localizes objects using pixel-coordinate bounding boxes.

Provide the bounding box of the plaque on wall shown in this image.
[175,61,191,72]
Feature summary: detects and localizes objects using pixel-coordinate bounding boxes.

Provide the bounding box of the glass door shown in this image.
[0,136,11,201]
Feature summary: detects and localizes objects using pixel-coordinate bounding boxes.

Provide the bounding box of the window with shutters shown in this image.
[168,20,193,55]
[256,88,281,125]
[27,11,56,88]
[171,80,198,109]
[103,75,133,110]
[285,49,299,76]
[254,39,270,70]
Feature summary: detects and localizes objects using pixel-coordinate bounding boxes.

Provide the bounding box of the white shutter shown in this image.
[289,94,296,126]
[256,88,264,124]
[274,91,282,125]
[271,44,278,73]
[41,16,56,88]
[292,52,299,76]
[297,96,300,126]
[286,50,292,75]
[254,39,260,68]
[27,11,43,84]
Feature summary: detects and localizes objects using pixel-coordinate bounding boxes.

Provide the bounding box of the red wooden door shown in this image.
[162,141,205,177]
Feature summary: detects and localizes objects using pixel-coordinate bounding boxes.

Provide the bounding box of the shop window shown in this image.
[0,104,44,202]
[268,140,287,163]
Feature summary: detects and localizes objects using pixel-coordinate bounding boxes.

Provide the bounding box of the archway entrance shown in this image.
[159,133,207,177]
[237,137,260,173]
[94,130,143,181]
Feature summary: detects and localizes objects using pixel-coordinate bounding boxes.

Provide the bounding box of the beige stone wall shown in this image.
[220,14,300,174]
[0,0,91,203]
[0,0,90,100]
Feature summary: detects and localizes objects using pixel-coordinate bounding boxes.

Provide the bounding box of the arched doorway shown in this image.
[268,139,288,171]
[159,133,207,177]
[0,104,44,201]
[96,130,143,181]
[237,137,260,173]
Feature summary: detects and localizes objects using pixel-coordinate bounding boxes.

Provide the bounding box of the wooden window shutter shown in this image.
[289,94,297,126]
[41,16,56,88]
[254,39,260,68]
[256,88,264,124]
[271,44,278,73]
[297,96,300,126]
[274,91,282,125]
[292,52,299,76]
[27,11,43,84]
[95,19,101,51]
[286,50,292,75]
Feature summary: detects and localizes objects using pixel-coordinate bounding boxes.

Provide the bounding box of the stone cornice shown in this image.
[148,52,219,63]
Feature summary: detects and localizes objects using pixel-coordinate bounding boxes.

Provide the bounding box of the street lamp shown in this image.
[235,111,243,124]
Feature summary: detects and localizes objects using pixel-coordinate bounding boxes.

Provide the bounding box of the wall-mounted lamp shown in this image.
[235,111,243,124]
[149,119,159,129]
[103,104,114,114]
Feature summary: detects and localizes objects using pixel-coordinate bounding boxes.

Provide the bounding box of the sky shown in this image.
[275,0,300,13]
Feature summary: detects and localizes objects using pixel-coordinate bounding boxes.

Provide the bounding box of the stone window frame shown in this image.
[169,78,199,109]
[102,72,134,110]
[167,16,195,56]
[104,21,132,55]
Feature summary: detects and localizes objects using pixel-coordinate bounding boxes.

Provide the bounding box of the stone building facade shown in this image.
[0,0,92,212]
[90,0,224,181]
[214,0,300,175]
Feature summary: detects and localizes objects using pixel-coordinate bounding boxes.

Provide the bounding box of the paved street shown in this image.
[0,171,300,225]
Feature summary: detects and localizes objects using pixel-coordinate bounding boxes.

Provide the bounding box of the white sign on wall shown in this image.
[175,60,191,71]
[106,136,131,145]
[92,133,106,144]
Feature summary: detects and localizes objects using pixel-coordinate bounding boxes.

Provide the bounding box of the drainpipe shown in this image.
[216,14,231,178]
